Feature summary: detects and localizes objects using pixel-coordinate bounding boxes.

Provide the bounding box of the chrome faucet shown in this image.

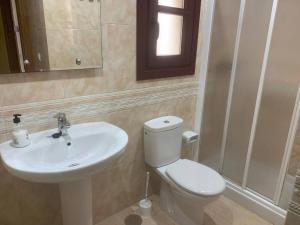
[52,112,71,140]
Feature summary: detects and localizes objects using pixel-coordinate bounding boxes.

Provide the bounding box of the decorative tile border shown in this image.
[0,82,199,135]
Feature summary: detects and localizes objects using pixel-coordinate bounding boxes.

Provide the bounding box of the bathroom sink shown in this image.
[0,122,128,183]
[0,121,128,225]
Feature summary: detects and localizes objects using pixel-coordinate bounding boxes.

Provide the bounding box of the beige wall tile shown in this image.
[44,0,101,30]
[101,24,136,90]
[0,73,66,107]
[62,69,107,97]
[0,165,21,225]
[101,0,136,25]
[46,29,102,70]
[92,165,131,223]
[14,179,61,225]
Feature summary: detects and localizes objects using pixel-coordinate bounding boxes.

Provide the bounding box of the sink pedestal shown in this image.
[60,178,93,225]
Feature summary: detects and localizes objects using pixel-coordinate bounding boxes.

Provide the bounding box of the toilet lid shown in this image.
[166,159,225,196]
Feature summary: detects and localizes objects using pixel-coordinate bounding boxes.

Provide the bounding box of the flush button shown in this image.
[164,120,170,124]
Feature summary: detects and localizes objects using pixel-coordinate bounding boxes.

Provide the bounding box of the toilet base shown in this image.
[159,181,204,225]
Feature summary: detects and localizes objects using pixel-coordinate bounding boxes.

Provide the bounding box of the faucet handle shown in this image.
[53,112,66,119]
[54,112,71,126]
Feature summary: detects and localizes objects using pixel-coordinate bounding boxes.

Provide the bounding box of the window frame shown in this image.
[137,0,201,80]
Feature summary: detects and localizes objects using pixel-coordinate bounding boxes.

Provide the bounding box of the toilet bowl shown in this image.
[144,116,225,225]
[156,159,225,225]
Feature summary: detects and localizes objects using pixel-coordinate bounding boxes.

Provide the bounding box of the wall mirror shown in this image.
[0,0,102,74]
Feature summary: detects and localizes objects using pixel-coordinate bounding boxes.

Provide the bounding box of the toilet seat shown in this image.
[158,159,225,197]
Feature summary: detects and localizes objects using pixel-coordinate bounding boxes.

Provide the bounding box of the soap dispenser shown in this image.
[12,114,30,148]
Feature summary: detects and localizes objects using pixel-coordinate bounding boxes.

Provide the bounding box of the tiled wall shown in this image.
[0,0,206,225]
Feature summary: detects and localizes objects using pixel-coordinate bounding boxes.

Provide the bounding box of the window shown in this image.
[137,0,201,80]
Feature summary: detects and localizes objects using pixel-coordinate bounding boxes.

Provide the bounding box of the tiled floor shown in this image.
[97,195,273,225]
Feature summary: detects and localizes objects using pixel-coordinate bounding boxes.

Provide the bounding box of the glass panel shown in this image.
[156,13,183,56]
[247,0,300,200]
[222,0,274,184]
[199,0,241,170]
[158,0,184,8]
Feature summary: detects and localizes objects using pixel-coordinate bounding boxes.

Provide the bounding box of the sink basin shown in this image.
[0,121,128,225]
[0,122,128,183]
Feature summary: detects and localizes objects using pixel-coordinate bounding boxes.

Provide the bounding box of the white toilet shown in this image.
[144,116,225,225]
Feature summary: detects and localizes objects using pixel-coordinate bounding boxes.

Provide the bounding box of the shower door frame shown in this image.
[195,0,300,224]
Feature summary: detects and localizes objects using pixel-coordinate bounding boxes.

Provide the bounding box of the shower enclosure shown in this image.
[198,0,300,224]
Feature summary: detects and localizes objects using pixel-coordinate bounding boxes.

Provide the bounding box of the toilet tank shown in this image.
[144,116,183,167]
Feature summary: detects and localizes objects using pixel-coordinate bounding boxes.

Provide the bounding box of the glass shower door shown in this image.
[199,0,241,171]
[221,0,274,185]
[246,0,300,200]
[199,0,300,209]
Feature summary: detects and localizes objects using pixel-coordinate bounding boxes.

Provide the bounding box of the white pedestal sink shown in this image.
[0,122,128,225]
